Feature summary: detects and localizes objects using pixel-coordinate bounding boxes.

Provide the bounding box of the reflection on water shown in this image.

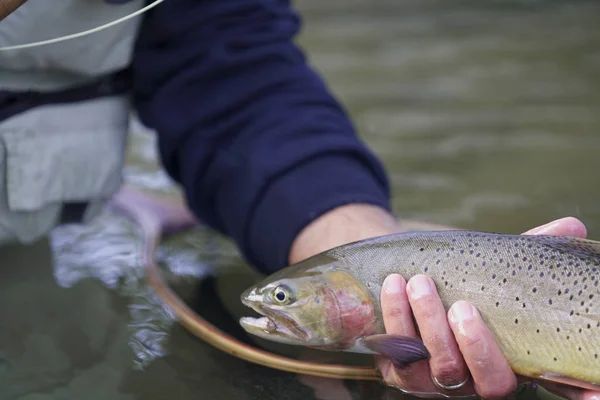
[1,0,599,399]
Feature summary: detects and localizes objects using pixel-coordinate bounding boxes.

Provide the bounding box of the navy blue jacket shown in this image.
[132,0,391,273]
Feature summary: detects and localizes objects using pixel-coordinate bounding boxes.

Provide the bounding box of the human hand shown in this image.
[377,216,599,400]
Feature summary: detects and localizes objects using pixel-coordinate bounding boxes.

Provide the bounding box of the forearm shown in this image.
[289,204,457,264]
[288,203,398,264]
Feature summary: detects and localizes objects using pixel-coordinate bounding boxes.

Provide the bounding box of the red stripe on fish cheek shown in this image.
[322,289,343,335]
[327,289,377,347]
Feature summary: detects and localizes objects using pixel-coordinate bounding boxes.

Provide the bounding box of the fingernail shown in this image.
[449,301,476,323]
[407,275,433,299]
[383,274,405,295]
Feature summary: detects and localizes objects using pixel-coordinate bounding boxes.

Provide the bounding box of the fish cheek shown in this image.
[313,288,344,347]
[335,286,378,342]
[322,271,379,348]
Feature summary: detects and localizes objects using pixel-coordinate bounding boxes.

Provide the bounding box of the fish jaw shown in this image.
[239,287,310,346]
[239,316,305,345]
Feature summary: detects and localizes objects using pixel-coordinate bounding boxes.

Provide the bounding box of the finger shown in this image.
[380,274,416,337]
[406,275,470,388]
[378,274,431,388]
[448,301,518,399]
[523,217,587,238]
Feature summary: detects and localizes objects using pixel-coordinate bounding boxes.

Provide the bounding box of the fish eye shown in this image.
[272,285,292,304]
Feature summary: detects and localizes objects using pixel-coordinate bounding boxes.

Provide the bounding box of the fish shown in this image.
[239,230,600,391]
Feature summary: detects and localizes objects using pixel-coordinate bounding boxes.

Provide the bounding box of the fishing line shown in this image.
[109,186,383,381]
[0,0,164,51]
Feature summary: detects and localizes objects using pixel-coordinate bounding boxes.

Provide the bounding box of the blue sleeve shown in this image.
[131,0,392,273]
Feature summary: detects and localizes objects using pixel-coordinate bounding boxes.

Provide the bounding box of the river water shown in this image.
[1,0,599,399]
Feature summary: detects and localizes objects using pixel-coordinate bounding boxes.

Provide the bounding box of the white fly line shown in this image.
[0,0,165,51]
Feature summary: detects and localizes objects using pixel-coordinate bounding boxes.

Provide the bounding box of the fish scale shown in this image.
[326,231,600,385]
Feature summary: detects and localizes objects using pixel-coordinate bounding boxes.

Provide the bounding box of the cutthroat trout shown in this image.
[240,231,600,390]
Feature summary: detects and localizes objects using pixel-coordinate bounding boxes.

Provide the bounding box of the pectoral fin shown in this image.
[360,334,430,368]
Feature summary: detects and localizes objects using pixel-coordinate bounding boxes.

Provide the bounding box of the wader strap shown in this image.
[0,68,132,123]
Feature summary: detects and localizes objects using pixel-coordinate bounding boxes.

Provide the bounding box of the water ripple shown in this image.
[49,208,211,370]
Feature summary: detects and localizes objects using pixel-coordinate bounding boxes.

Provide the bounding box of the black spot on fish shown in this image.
[533,288,537,293]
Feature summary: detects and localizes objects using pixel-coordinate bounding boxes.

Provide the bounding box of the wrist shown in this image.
[288,203,399,265]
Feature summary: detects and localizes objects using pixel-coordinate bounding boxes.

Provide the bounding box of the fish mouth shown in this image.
[239,290,309,345]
